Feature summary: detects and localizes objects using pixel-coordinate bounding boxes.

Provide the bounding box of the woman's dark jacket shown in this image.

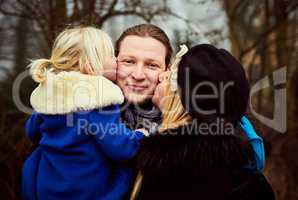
[136,124,275,200]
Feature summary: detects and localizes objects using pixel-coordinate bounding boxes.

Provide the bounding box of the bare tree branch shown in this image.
[237,1,298,61]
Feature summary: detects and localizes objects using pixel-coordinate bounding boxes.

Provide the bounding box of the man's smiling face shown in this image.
[116,35,167,104]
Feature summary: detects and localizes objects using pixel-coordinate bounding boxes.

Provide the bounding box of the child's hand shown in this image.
[136,128,150,137]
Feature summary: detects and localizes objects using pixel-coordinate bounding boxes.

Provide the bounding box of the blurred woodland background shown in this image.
[0,0,297,199]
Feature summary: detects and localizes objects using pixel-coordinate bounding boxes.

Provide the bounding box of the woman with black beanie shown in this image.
[130,44,275,200]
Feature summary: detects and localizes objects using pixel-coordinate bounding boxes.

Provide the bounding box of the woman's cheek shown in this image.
[152,87,161,107]
[153,80,167,108]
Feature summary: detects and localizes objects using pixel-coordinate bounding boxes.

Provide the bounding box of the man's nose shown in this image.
[131,63,146,80]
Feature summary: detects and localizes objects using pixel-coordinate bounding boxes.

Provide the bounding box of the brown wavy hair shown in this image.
[115,24,173,67]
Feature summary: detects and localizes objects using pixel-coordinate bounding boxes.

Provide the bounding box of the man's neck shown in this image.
[131,100,154,111]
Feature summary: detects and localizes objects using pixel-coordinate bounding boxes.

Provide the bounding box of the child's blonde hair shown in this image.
[29,26,114,83]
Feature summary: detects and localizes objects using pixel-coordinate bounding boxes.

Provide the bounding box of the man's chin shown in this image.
[126,93,152,104]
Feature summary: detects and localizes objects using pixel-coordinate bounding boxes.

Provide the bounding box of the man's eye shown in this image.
[148,63,159,69]
[124,60,134,64]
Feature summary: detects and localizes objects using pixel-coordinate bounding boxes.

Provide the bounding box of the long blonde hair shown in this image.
[159,44,192,132]
[29,26,114,83]
[159,83,192,132]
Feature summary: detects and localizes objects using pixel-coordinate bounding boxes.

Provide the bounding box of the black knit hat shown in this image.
[177,44,249,125]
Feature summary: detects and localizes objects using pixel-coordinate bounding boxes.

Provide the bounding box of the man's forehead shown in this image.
[119,36,166,62]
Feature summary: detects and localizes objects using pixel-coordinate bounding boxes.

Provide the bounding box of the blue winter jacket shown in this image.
[22,105,144,200]
[22,71,144,200]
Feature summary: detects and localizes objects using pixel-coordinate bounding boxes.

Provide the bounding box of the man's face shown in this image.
[117,35,167,104]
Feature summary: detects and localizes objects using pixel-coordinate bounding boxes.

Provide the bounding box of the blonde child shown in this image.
[22,27,145,200]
